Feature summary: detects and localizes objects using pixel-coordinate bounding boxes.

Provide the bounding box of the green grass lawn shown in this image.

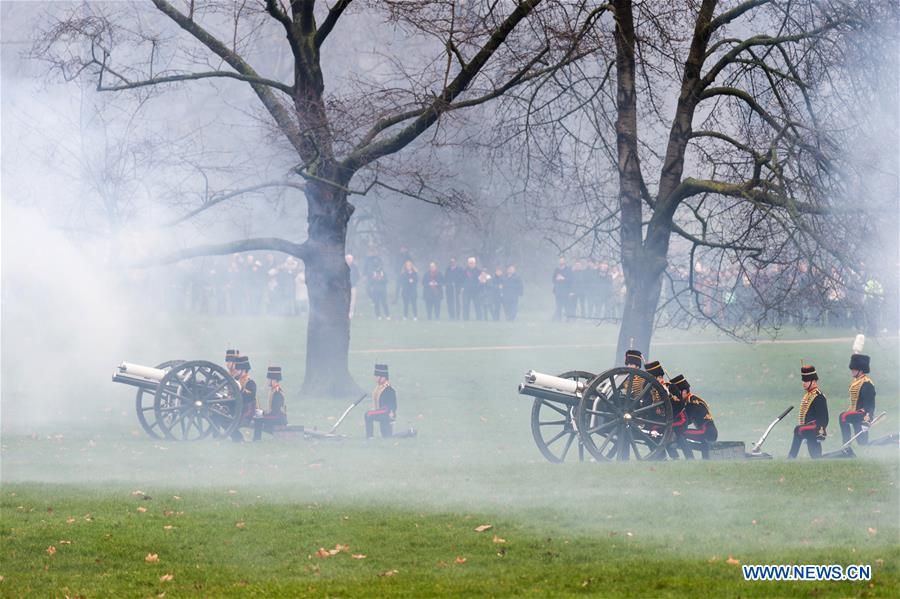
[2,314,898,597]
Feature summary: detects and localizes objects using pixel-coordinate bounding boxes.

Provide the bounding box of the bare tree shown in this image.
[502,0,897,355]
[33,0,602,395]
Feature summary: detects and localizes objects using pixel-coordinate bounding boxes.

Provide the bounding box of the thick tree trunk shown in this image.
[615,247,667,359]
[300,180,362,398]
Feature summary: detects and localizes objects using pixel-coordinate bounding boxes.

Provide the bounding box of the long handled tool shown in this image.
[746,406,794,458]
[823,411,886,458]
[304,393,369,440]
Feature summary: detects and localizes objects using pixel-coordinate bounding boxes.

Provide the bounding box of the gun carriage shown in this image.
[520,367,673,462]
[113,360,244,441]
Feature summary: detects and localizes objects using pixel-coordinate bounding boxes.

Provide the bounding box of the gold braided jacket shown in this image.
[848,375,873,412]
[372,381,390,410]
[798,389,819,425]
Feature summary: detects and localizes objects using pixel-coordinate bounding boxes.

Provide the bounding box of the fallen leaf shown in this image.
[492,535,506,544]
[136,506,148,513]
[847,487,854,492]
[726,556,740,565]
[672,491,681,496]
[474,524,493,533]
[778,476,785,483]
[315,548,330,559]
[58,540,72,545]
[131,490,145,496]
[159,574,174,582]
[868,527,877,536]
[172,496,181,500]
[379,569,399,577]
[235,521,246,529]
[66,517,75,524]
[328,548,340,556]
[751,519,758,525]
[626,532,634,537]
[163,511,174,517]
[454,557,467,564]
[335,544,350,553]
[46,546,57,556]
[145,553,159,563]
[163,525,174,531]
[352,554,366,559]
[0,575,4,582]
[876,559,884,567]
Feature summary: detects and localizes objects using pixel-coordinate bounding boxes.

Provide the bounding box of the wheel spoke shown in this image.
[540,419,568,426]
[544,429,568,446]
[559,433,576,460]
[540,400,570,417]
[633,416,666,427]
[587,419,617,435]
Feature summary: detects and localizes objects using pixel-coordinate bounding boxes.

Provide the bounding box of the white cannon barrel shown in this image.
[524,370,582,394]
[119,362,167,381]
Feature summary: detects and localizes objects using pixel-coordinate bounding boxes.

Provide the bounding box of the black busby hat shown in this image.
[225,349,239,362]
[849,354,870,373]
[267,366,282,381]
[374,363,389,378]
[235,355,251,371]
[800,365,817,382]
[624,349,643,367]
[644,360,664,377]
[670,373,689,393]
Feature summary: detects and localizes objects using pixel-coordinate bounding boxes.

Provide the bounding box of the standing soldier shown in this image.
[444,258,463,320]
[788,365,829,459]
[672,375,717,459]
[422,262,444,320]
[552,257,572,321]
[840,354,876,453]
[501,265,524,321]
[366,363,398,438]
[231,355,257,443]
[253,366,288,441]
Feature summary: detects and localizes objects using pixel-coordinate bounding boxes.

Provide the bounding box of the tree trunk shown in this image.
[615,246,668,359]
[300,180,362,398]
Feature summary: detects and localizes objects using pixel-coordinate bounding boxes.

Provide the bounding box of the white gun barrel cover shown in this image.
[119,362,167,381]
[525,370,581,394]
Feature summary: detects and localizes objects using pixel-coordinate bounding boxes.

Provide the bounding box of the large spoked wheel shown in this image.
[135,360,185,439]
[153,360,243,441]
[530,370,595,463]
[576,367,673,462]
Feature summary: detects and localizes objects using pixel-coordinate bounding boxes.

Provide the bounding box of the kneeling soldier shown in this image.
[366,363,398,438]
[788,364,829,459]
[674,375,717,459]
[661,370,690,460]
[840,354,875,453]
[253,366,288,441]
[231,355,257,443]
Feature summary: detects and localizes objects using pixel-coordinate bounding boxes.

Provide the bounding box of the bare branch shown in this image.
[137,237,310,267]
[163,180,306,226]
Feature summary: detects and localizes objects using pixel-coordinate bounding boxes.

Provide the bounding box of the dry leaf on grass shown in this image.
[0,575,4,582]
[159,574,174,582]
[672,491,681,496]
[163,511,174,517]
[132,490,145,496]
[46,546,57,556]
[379,569,399,577]
[474,524,492,533]
[163,525,174,530]
[172,496,181,500]
[66,517,75,524]
[492,535,506,544]
[58,540,72,545]
[136,506,148,513]
[235,521,246,529]
[145,553,159,564]
[352,554,366,560]
[454,557,467,565]
[315,548,330,559]
[868,527,877,536]
[726,556,740,565]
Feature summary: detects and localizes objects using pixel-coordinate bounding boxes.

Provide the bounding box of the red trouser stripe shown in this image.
[366,409,388,416]
[798,422,817,433]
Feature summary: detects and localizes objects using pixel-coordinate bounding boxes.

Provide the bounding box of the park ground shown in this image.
[1,313,899,597]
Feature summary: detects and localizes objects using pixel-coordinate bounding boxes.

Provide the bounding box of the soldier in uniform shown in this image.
[645,362,689,459]
[231,355,257,443]
[672,375,717,459]
[253,366,288,441]
[366,363,398,438]
[840,354,875,452]
[666,373,692,459]
[788,365,829,459]
[225,348,239,377]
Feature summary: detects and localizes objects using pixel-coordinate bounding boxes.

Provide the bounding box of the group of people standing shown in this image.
[551,257,622,321]
[354,248,524,322]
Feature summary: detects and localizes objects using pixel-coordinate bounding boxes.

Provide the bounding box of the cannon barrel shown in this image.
[525,370,584,394]
[518,383,580,407]
[111,362,168,390]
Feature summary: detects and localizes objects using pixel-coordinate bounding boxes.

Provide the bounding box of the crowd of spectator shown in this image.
[155,248,889,334]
